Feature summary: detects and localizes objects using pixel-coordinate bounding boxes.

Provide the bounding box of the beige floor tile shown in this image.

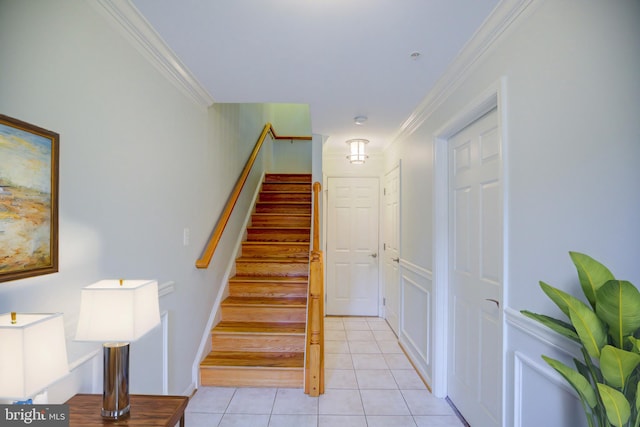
[218,413,270,427]
[346,330,376,341]
[377,340,404,354]
[392,369,428,390]
[401,390,455,416]
[367,319,393,331]
[413,415,465,426]
[348,341,381,354]
[184,412,223,427]
[226,387,276,414]
[268,414,317,427]
[324,318,345,330]
[344,319,372,330]
[325,369,359,389]
[325,329,347,341]
[318,415,367,427]
[384,353,415,369]
[325,340,350,354]
[272,388,318,414]
[187,386,235,413]
[325,353,354,369]
[352,354,388,370]
[374,329,398,341]
[367,415,418,426]
[319,389,365,415]
[355,369,398,389]
[360,389,410,415]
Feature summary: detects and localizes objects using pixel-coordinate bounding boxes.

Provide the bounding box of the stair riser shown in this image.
[241,243,309,258]
[221,306,306,323]
[229,283,307,298]
[265,174,311,183]
[235,262,308,277]
[262,183,311,192]
[247,229,310,242]
[211,334,305,353]
[255,203,311,214]
[259,193,311,202]
[200,367,303,388]
[251,215,311,227]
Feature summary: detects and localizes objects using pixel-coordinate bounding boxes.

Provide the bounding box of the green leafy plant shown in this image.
[522,252,640,427]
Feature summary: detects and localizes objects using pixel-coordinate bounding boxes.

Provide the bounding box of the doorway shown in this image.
[326,177,380,316]
[433,81,506,427]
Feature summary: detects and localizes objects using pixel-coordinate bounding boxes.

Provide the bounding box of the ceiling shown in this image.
[130,0,500,153]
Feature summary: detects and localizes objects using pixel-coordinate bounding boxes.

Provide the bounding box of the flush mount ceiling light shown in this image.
[346,139,369,164]
[354,115,368,125]
[410,51,421,60]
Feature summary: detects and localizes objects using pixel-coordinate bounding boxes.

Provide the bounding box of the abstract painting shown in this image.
[0,115,59,282]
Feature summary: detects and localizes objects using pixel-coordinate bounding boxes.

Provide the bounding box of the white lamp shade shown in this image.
[346,139,369,164]
[75,280,160,342]
[0,313,69,400]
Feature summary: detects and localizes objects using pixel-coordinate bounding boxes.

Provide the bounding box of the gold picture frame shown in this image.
[0,114,59,282]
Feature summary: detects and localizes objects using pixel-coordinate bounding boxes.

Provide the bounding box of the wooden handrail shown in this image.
[195,123,311,269]
[305,182,324,396]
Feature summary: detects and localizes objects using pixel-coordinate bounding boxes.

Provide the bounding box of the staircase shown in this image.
[200,173,312,387]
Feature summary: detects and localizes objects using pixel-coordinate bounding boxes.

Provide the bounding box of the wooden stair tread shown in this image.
[202,351,304,368]
[247,226,311,230]
[242,241,309,246]
[213,321,306,334]
[229,275,308,283]
[256,201,311,205]
[236,257,309,263]
[222,296,307,307]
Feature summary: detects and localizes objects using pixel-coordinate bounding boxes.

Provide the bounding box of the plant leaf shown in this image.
[636,381,640,412]
[629,337,640,353]
[543,356,597,408]
[596,280,640,348]
[540,281,587,320]
[520,310,580,342]
[600,345,640,389]
[597,383,631,426]
[570,251,615,310]
[568,300,607,359]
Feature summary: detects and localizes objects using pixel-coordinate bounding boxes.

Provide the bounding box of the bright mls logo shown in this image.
[0,405,68,427]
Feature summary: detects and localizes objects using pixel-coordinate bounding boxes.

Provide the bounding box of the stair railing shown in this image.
[305,182,325,396]
[195,123,311,269]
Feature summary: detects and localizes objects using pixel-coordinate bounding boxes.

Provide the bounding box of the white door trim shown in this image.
[382,160,402,331]
[432,77,509,406]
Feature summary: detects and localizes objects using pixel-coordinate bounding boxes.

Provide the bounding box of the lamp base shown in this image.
[102,342,130,420]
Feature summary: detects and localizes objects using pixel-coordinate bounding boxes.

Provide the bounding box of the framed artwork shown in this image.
[0,114,59,282]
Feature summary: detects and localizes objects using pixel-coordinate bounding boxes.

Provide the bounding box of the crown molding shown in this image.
[93,0,214,107]
[389,0,538,145]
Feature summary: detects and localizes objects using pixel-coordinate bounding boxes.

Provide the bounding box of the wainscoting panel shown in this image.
[506,308,586,427]
[398,260,433,387]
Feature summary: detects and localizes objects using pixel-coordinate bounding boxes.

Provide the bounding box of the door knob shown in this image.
[370,253,377,258]
[485,298,500,308]
[392,257,399,263]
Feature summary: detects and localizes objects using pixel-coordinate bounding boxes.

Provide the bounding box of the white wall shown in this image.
[0,0,270,400]
[383,0,640,425]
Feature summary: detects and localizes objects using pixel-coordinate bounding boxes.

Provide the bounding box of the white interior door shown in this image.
[383,166,400,334]
[326,177,379,316]
[447,109,502,427]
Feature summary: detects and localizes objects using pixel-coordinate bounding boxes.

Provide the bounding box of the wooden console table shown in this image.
[66,394,188,426]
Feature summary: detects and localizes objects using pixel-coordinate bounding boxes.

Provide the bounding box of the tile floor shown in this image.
[185,316,465,427]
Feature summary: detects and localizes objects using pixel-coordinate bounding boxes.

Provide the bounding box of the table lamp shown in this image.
[0,312,69,403]
[75,279,160,420]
